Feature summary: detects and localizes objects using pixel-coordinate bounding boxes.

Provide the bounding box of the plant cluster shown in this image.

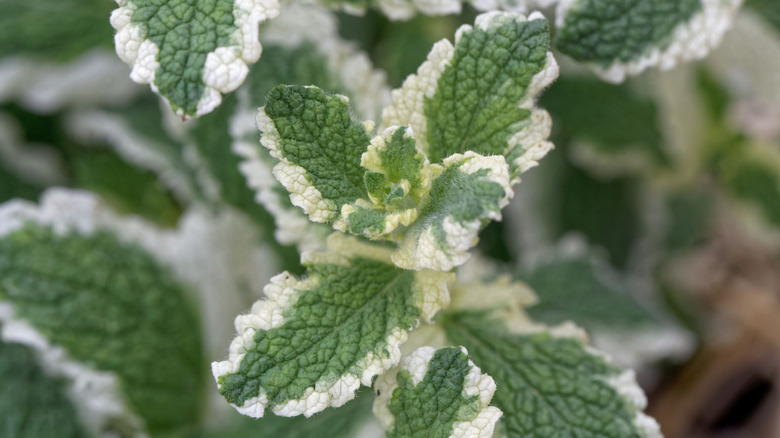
[2,0,780,437]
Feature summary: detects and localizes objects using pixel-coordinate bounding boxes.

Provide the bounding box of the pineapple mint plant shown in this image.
[5,0,778,437]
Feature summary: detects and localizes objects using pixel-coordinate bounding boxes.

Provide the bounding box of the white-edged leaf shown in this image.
[380,11,558,180]
[212,233,454,418]
[555,0,744,83]
[110,0,280,118]
[391,152,513,271]
[443,313,663,438]
[374,346,502,438]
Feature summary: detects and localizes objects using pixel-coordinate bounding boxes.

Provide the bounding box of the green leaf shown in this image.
[392,152,513,271]
[381,11,557,179]
[520,253,661,333]
[213,234,453,418]
[747,0,780,32]
[716,143,780,228]
[65,96,207,205]
[258,85,372,224]
[70,149,183,227]
[110,0,280,117]
[374,346,502,438]
[0,338,89,438]
[443,313,662,438]
[556,0,742,82]
[0,224,204,435]
[0,0,114,61]
[196,34,366,254]
[540,76,669,172]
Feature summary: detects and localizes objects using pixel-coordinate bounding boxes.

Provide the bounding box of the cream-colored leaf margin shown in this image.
[0,50,142,113]
[380,11,558,182]
[0,304,149,438]
[110,0,280,117]
[0,188,279,427]
[448,262,664,438]
[212,233,454,418]
[233,4,390,251]
[373,346,503,438]
[392,152,513,271]
[556,0,744,83]
[64,109,206,203]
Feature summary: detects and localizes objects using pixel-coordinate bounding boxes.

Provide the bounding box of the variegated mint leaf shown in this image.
[340,126,440,239]
[393,152,513,271]
[374,346,502,438]
[381,11,558,180]
[0,338,89,438]
[443,313,662,438]
[224,4,390,252]
[258,85,372,224]
[0,223,203,436]
[555,0,743,83]
[212,234,454,418]
[110,0,280,118]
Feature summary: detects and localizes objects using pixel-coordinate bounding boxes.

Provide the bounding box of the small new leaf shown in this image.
[212,234,453,418]
[111,0,280,117]
[340,126,439,239]
[374,346,502,438]
[392,152,513,271]
[444,313,662,438]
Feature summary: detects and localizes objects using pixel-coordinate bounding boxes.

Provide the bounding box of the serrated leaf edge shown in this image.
[525,323,664,438]
[256,97,348,223]
[379,11,558,181]
[110,0,281,117]
[391,152,514,271]
[556,0,744,83]
[64,109,202,202]
[373,346,502,438]
[232,6,390,251]
[212,233,453,418]
[0,187,278,362]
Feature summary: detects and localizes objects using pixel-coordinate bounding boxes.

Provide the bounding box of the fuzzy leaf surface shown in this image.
[392,152,512,271]
[443,313,661,437]
[381,12,557,178]
[213,235,452,418]
[111,0,279,117]
[374,346,501,438]
[0,225,204,435]
[259,85,371,224]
